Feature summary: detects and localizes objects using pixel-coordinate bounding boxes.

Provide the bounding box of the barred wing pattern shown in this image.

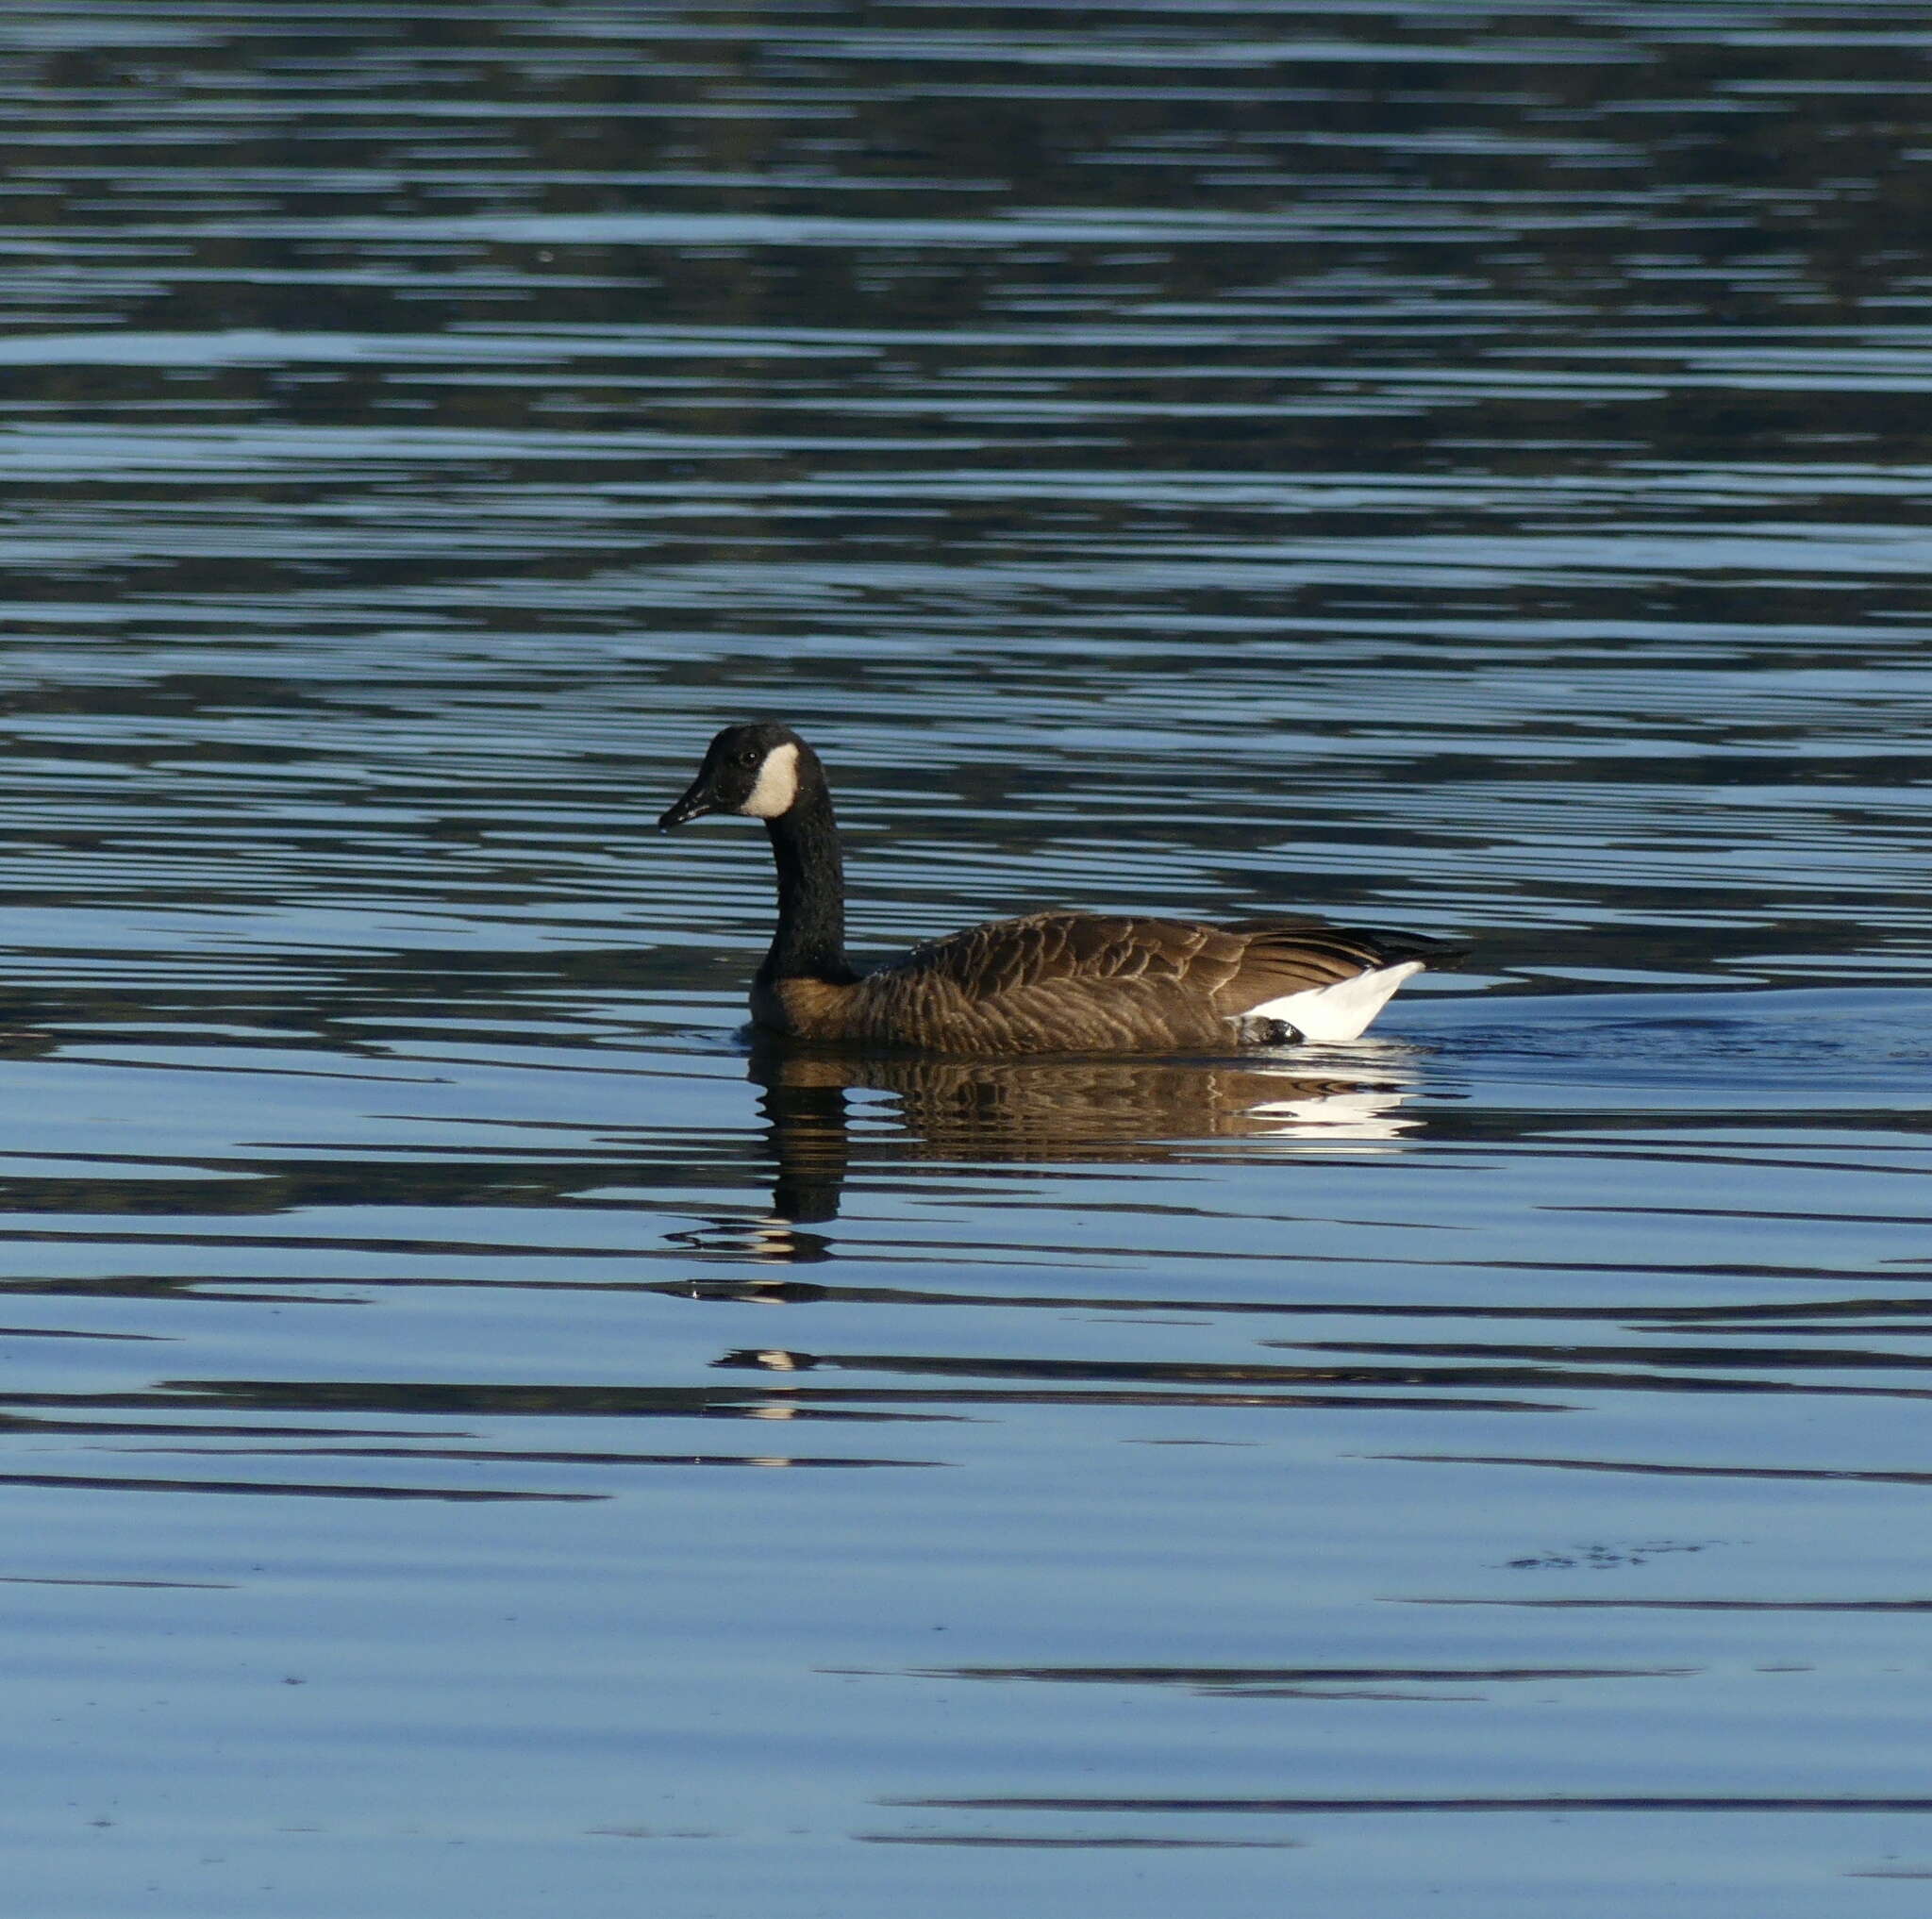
[831,914,1451,1053]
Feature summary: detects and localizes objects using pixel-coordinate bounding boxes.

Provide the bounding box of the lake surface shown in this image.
[3,3,1932,1913]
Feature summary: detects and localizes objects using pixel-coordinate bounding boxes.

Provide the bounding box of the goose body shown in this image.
[659,724,1461,1055]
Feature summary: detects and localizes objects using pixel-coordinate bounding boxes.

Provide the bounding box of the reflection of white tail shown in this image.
[1237,960,1425,1043]
[1248,1086,1416,1143]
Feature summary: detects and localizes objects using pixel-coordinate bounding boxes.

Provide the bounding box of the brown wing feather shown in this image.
[780,912,1457,1053]
[893,915,1247,1002]
[836,914,1223,1051]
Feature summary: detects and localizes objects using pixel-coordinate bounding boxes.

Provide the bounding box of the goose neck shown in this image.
[760,783,851,982]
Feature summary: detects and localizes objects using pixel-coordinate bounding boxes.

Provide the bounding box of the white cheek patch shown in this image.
[737,741,800,818]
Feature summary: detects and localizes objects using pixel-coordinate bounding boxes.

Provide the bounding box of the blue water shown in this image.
[3,4,1932,1914]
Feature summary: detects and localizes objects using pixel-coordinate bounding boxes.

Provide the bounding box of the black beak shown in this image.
[658,776,720,831]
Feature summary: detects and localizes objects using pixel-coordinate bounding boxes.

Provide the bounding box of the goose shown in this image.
[658,722,1463,1055]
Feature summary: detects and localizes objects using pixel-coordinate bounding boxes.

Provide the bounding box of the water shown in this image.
[3,3,1932,1912]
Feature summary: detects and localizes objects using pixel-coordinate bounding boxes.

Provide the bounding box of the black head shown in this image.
[658,723,810,830]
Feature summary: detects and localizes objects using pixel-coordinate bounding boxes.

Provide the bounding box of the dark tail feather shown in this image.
[1358,928,1472,970]
[1230,916,1470,976]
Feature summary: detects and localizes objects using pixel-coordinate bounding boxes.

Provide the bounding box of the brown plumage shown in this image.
[761,912,1438,1051]
[658,723,1463,1056]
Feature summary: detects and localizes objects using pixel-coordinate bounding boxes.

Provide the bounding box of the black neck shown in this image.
[758,776,853,983]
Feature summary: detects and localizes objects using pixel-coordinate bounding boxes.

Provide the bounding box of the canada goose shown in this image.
[658,722,1463,1055]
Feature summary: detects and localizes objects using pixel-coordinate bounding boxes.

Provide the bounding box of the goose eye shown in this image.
[738,750,760,766]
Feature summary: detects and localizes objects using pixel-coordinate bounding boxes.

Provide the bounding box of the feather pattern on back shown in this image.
[763,912,1458,1053]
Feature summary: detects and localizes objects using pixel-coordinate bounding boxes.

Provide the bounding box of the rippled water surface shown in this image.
[5,4,1932,1914]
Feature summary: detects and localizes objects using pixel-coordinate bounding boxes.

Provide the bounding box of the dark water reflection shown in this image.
[4,3,1932,1915]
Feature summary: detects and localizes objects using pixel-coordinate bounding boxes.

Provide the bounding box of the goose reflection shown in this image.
[673,1036,1421,1266]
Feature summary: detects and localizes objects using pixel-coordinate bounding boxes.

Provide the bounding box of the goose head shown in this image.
[658,722,810,829]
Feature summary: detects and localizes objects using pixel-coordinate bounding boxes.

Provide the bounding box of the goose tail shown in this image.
[1238,960,1424,1043]
[1234,930,1467,1044]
